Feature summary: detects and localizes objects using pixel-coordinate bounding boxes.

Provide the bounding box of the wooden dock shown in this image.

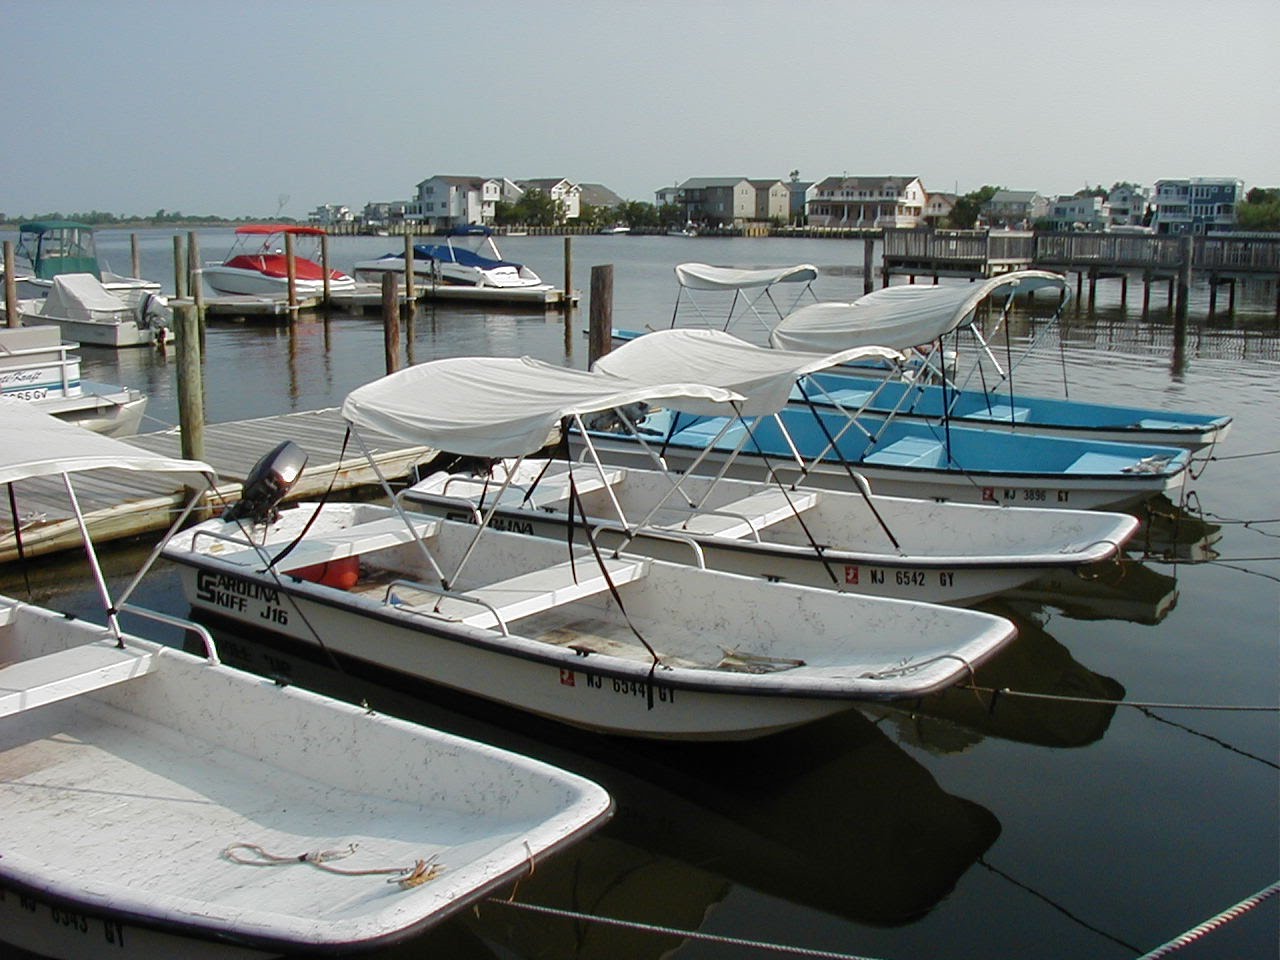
[0,408,435,564]
[189,282,577,320]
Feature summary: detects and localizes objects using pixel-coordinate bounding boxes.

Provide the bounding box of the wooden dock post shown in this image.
[130,234,141,281]
[382,273,401,374]
[863,237,874,295]
[1142,273,1152,316]
[174,303,204,463]
[403,232,416,302]
[3,242,18,328]
[1119,274,1128,309]
[588,265,613,367]
[1208,274,1218,318]
[172,235,188,300]
[563,236,574,311]
[1175,234,1193,320]
[187,231,205,349]
[284,231,299,316]
[321,233,332,304]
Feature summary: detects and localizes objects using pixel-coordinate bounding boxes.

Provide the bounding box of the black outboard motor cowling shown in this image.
[223,441,308,525]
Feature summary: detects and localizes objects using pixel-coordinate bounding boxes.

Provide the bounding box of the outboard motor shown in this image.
[223,441,309,525]
[138,293,173,346]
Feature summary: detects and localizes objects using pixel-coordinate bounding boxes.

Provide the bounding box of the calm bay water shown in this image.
[3,229,1277,959]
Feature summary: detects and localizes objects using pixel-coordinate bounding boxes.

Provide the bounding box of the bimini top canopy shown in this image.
[341,357,745,458]
[770,270,1069,353]
[234,224,327,236]
[0,404,214,486]
[593,329,901,417]
[18,221,93,234]
[674,262,820,291]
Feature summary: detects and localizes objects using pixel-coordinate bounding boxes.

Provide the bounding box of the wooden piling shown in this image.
[863,237,874,295]
[403,232,416,302]
[1119,274,1128,309]
[321,234,331,304]
[3,242,18,328]
[382,273,401,374]
[588,264,613,367]
[130,234,141,280]
[174,303,204,462]
[563,236,574,310]
[1208,274,1218,318]
[284,231,299,315]
[172,235,188,300]
[1142,273,1151,316]
[1175,234,1193,320]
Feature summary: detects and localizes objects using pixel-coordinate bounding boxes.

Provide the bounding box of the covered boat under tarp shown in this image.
[18,274,172,348]
[164,358,1018,740]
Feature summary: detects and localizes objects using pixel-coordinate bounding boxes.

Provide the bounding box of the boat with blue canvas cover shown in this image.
[769,272,1232,451]
[353,225,549,290]
[586,329,1190,511]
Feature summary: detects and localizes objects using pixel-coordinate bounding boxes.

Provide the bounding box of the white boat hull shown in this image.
[163,504,1017,741]
[202,266,356,298]
[21,312,171,348]
[406,462,1138,606]
[0,596,612,959]
[353,257,549,290]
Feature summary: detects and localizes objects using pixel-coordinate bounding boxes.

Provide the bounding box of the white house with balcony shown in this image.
[1049,195,1110,231]
[1151,178,1244,234]
[409,175,501,229]
[516,178,583,221]
[806,176,926,228]
[1107,185,1149,227]
[307,203,353,225]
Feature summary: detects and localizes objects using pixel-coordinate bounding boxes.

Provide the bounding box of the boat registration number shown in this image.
[0,886,128,948]
[983,486,1070,504]
[845,566,955,589]
[1,388,49,401]
[559,668,675,704]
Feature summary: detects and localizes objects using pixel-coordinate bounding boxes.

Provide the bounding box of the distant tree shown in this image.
[1238,187,1280,230]
[579,202,615,231]
[512,189,559,227]
[657,202,683,227]
[1110,181,1141,193]
[946,185,1001,229]
[1074,184,1108,199]
[616,201,659,229]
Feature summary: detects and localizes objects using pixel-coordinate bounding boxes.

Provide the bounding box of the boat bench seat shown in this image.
[797,386,873,409]
[669,417,749,449]
[0,640,155,718]
[1063,452,1150,475]
[862,437,946,468]
[429,556,651,630]
[417,468,627,511]
[211,516,439,572]
[962,405,1031,424]
[662,488,820,539]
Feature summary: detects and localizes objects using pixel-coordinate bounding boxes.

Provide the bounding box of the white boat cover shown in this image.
[0,403,213,485]
[39,273,131,320]
[342,357,745,458]
[770,270,1069,353]
[675,262,819,291]
[593,329,902,416]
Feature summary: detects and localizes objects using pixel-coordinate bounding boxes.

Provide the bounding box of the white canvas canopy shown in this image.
[0,403,213,485]
[770,270,1069,353]
[593,329,902,416]
[39,273,132,321]
[341,356,745,458]
[675,262,819,291]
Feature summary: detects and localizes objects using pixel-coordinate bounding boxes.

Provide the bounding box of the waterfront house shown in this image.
[748,179,791,223]
[409,175,501,229]
[1049,195,1110,231]
[923,192,957,227]
[307,203,354,226]
[787,180,815,226]
[1151,177,1244,234]
[581,183,625,210]
[676,177,758,226]
[361,201,410,228]
[1107,184,1150,227]
[807,176,926,228]
[980,190,1049,228]
[654,184,682,208]
[516,178,583,221]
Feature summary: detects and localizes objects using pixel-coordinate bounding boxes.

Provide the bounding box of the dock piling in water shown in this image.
[172,235,188,300]
[175,303,205,464]
[588,264,613,366]
[3,242,17,328]
[284,231,299,316]
[382,273,401,374]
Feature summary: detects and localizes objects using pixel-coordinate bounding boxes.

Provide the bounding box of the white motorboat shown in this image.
[353,225,549,290]
[0,404,613,959]
[163,358,1017,741]
[404,455,1138,607]
[15,273,172,349]
[0,326,146,435]
[203,224,355,297]
[587,329,1191,511]
[13,220,162,309]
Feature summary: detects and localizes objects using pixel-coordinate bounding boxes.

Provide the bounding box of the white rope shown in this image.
[222,842,443,888]
[1134,880,1280,959]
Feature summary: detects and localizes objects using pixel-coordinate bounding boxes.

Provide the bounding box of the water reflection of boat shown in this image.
[1132,494,1223,561]
[869,601,1126,750]
[198,628,1001,942]
[1004,556,1179,625]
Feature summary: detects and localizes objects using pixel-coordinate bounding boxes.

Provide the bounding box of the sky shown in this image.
[2,0,1277,220]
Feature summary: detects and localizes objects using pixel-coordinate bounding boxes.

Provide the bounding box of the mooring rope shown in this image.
[1133,880,1280,959]
[222,842,443,888]
[959,685,1278,712]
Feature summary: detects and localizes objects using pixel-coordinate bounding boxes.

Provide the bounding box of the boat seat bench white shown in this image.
[483,467,627,509]
[663,488,820,539]
[405,556,651,629]
[0,640,156,717]
[211,516,440,572]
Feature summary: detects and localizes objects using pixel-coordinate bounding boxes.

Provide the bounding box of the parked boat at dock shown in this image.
[0,326,146,435]
[203,224,355,297]
[12,273,172,349]
[588,329,1190,510]
[12,220,162,308]
[0,405,613,960]
[353,225,549,290]
[164,358,1018,741]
